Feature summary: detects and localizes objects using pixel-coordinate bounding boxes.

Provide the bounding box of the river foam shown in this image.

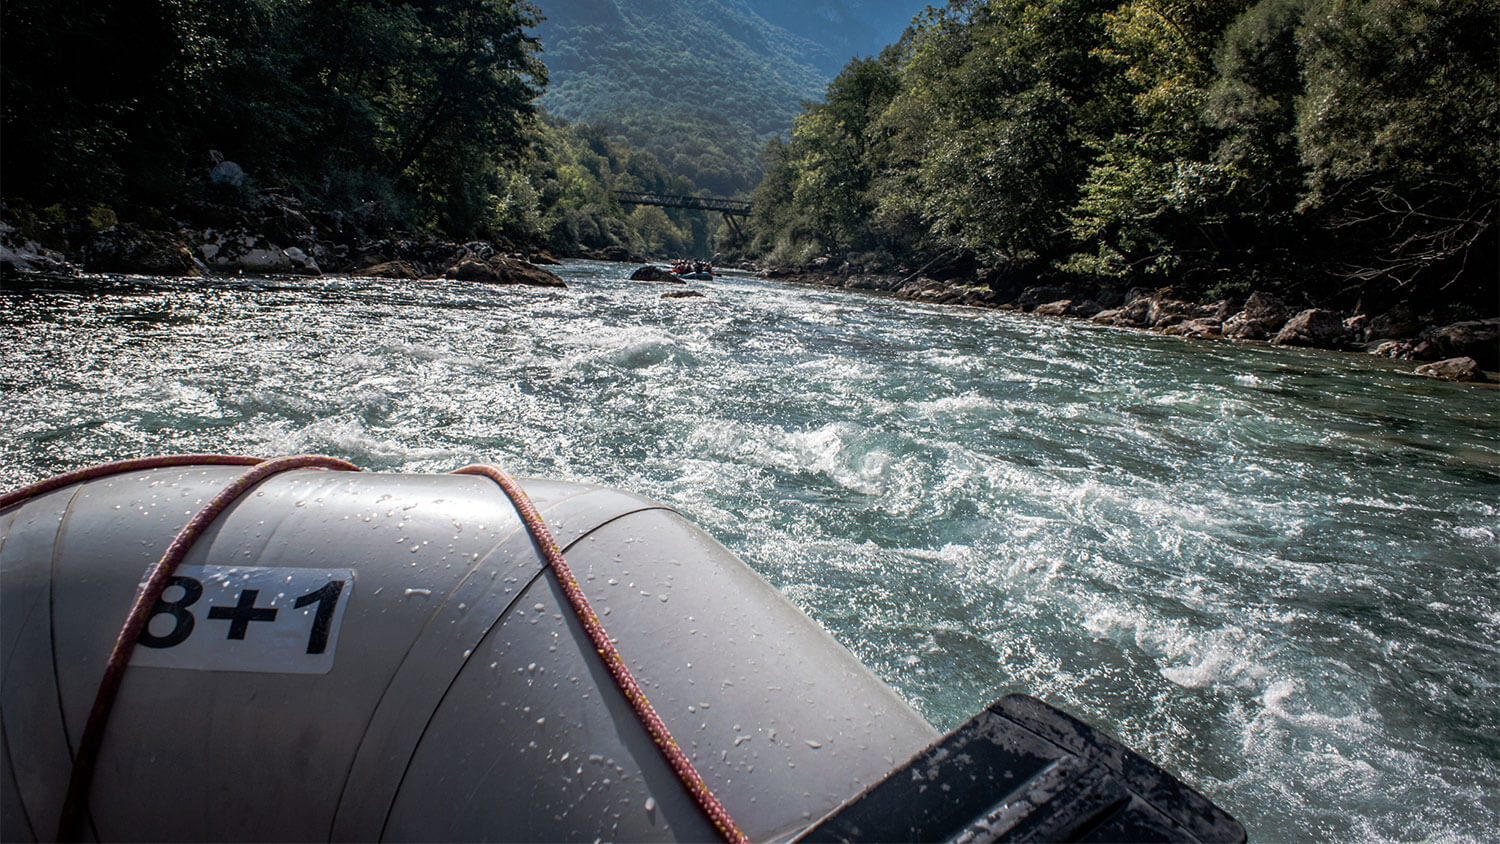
[3,262,1497,842]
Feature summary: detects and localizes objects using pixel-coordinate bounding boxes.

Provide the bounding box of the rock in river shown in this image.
[361,259,428,279]
[629,265,680,282]
[84,223,202,276]
[446,256,565,287]
[1164,317,1224,338]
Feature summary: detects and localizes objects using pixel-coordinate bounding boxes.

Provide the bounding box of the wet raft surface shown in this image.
[1,467,936,841]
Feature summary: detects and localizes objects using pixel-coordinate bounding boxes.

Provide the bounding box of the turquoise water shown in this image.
[3,261,1497,841]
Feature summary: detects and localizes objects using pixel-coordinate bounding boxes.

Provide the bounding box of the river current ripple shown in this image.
[3,261,1497,841]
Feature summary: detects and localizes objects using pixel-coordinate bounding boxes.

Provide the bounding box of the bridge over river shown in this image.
[615,191,751,238]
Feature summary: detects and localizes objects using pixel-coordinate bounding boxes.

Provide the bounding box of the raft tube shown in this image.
[1,464,937,842]
[1,462,1245,842]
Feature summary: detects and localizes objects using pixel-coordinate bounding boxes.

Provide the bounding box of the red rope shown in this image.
[5,455,747,843]
[454,464,750,844]
[45,454,361,842]
[0,454,266,511]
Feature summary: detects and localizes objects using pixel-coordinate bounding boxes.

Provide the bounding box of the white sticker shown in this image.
[130,564,354,674]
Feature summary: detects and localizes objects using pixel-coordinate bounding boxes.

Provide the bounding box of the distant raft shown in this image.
[0,458,1244,843]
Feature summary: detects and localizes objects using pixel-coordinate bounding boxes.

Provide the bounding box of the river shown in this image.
[3,261,1497,841]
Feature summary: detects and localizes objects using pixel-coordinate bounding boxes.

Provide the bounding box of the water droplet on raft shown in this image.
[644,797,657,813]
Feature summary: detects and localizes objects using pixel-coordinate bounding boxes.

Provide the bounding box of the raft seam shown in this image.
[332,481,603,841]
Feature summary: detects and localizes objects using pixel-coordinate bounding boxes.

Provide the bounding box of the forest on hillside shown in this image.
[0,0,720,259]
[533,0,831,196]
[750,0,1498,316]
[5,0,1495,297]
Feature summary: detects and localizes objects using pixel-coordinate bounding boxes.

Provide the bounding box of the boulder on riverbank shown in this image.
[1367,307,1424,341]
[1091,299,1150,327]
[84,223,204,276]
[1421,319,1499,370]
[1272,309,1349,348]
[1415,357,1487,382]
[1146,291,1201,329]
[196,231,322,275]
[0,220,73,275]
[1223,292,1291,340]
[1163,317,1224,338]
[1017,286,1068,309]
[445,256,565,287]
[1034,298,1103,318]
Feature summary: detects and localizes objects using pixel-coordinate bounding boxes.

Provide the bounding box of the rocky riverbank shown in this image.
[762,266,1498,384]
[0,195,583,288]
[5,198,1491,384]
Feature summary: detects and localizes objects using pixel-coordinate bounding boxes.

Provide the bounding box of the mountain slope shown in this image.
[747,0,923,74]
[529,0,923,195]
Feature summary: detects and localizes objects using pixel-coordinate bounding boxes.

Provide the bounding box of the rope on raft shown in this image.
[457,464,749,844]
[2,454,747,844]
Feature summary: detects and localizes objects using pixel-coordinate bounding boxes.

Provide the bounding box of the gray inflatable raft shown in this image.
[1,462,1245,843]
[1,465,936,841]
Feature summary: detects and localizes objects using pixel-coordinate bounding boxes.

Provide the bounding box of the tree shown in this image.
[1294,0,1499,307]
[2,0,548,238]
[787,57,900,247]
[1,0,189,202]
[873,0,1118,268]
[1066,0,1252,280]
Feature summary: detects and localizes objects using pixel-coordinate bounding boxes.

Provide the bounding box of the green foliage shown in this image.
[1067,0,1251,279]
[519,116,720,257]
[898,0,1117,263]
[749,0,1497,312]
[1293,0,1498,302]
[789,57,901,247]
[2,0,547,238]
